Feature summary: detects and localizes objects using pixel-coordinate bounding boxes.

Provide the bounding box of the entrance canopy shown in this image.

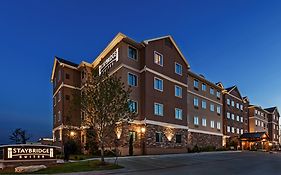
[240,132,269,142]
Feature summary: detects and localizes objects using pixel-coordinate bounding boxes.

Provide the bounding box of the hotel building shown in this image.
[265,107,280,145]
[219,85,249,146]
[248,105,269,133]
[186,72,223,148]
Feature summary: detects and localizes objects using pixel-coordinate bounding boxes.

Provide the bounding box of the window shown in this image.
[261,121,264,127]
[236,115,240,122]
[255,120,258,125]
[156,132,163,142]
[175,108,183,120]
[255,110,258,114]
[227,99,230,105]
[231,114,235,120]
[236,103,240,109]
[202,118,207,126]
[240,104,243,111]
[194,98,199,107]
[210,88,214,95]
[58,111,61,122]
[227,126,230,133]
[175,85,182,98]
[176,134,182,143]
[65,95,70,101]
[194,116,199,125]
[202,83,206,91]
[261,113,264,117]
[202,100,207,109]
[217,122,221,130]
[237,128,240,134]
[241,129,243,135]
[81,111,85,121]
[154,103,164,116]
[128,46,137,60]
[258,120,260,126]
[273,125,275,129]
[58,90,62,102]
[194,79,199,88]
[210,121,215,128]
[154,77,163,91]
[128,73,137,86]
[65,73,70,79]
[175,62,182,75]
[129,100,138,113]
[217,106,221,114]
[129,131,137,141]
[216,91,221,98]
[232,127,235,133]
[227,112,230,119]
[240,117,243,123]
[81,70,86,80]
[154,51,163,66]
[210,104,215,112]
[231,101,235,107]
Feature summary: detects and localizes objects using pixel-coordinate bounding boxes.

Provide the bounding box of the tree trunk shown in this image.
[101,141,105,164]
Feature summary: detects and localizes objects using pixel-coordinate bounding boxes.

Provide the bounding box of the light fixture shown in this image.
[141,127,146,133]
[70,131,75,137]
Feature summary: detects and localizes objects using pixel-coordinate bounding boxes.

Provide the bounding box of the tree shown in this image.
[9,128,30,144]
[81,69,136,163]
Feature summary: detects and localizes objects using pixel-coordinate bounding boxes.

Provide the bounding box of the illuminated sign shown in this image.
[1,145,57,161]
[99,48,119,75]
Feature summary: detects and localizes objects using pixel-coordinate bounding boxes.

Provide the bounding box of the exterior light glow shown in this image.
[141,127,146,133]
[70,131,75,137]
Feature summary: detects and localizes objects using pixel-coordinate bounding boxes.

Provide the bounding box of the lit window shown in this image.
[231,101,235,107]
[210,88,214,95]
[241,129,243,135]
[128,46,137,60]
[154,51,163,66]
[202,118,207,126]
[236,103,240,109]
[227,99,230,105]
[194,98,199,107]
[216,91,221,98]
[175,108,183,120]
[236,115,240,122]
[227,112,230,119]
[202,100,207,109]
[156,132,163,142]
[175,85,182,98]
[237,128,240,134]
[210,121,215,128]
[128,73,137,86]
[154,77,163,91]
[240,117,243,123]
[194,116,199,125]
[217,106,221,114]
[217,122,221,130]
[129,100,138,113]
[231,114,235,120]
[232,127,235,133]
[258,120,260,126]
[210,104,215,112]
[227,126,230,132]
[202,83,206,91]
[194,79,199,88]
[154,103,164,116]
[175,62,182,75]
[255,120,258,125]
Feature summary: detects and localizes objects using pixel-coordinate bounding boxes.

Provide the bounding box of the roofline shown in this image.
[188,70,223,90]
[51,57,79,82]
[144,35,190,69]
[248,105,270,114]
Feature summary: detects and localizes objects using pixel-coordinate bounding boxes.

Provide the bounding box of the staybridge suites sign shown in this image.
[1,144,58,161]
[99,48,119,75]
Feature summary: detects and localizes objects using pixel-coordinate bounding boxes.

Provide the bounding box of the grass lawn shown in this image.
[0,160,123,174]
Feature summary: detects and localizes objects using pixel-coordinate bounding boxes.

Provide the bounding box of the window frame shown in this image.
[128,45,138,61]
[154,77,163,91]
[154,103,164,116]
[154,51,163,66]
[128,72,138,87]
[175,62,183,75]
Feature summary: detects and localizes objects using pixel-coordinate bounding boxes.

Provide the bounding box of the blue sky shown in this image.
[0,0,280,144]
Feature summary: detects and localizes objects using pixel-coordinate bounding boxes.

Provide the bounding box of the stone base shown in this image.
[0,160,57,169]
[188,132,222,149]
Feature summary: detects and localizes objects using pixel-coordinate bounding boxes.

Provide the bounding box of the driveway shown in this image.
[59,151,281,175]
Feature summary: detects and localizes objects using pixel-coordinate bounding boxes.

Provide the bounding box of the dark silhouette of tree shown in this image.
[9,128,30,144]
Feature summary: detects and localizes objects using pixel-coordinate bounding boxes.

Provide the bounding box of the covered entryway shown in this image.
[240,132,270,151]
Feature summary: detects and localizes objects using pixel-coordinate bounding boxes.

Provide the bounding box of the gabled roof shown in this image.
[240,132,269,140]
[143,35,190,69]
[51,56,79,82]
[225,85,236,92]
[216,82,224,89]
[265,107,279,116]
[224,85,243,99]
[243,96,250,103]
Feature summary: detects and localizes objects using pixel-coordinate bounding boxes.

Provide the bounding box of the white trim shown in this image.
[175,62,183,76]
[189,129,223,136]
[60,63,78,70]
[154,51,163,66]
[154,77,164,92]
[269,121,278,125]
[188,90,223,106]
[129,119,188,130]
[249,116,268,123]
[224,92,243,102]
[127,72,138,87]
[53,83,80,98]
[146,67,188,88]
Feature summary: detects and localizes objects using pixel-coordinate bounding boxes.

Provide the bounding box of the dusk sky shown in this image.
[0,0,281,144]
